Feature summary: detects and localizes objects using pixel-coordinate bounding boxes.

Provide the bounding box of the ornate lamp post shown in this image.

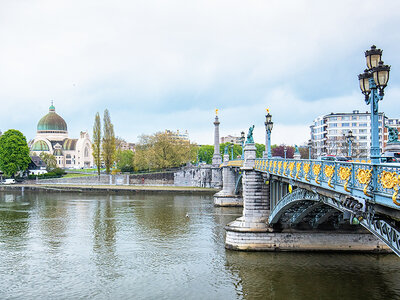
[284,146,287,159]
[240,131,245,159]
[264,109,273,158]
[346,130,355,158]
[307,139,312,159]
[358,45,391,164]
[229,143,234,160]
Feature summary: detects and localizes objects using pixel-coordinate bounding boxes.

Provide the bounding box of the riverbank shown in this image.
[0,184,219,194]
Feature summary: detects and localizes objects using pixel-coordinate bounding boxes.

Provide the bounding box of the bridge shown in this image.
[210,115,400,256]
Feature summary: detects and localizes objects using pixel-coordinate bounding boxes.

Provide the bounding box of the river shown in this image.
[0,191,399,299]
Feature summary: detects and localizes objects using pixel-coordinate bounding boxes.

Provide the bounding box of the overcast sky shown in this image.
[1,0,400,146]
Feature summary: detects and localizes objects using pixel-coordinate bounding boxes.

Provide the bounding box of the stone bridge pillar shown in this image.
[214,153,243,206]
[225,143,272,250]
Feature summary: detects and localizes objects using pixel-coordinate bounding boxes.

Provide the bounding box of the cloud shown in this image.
[0,0,400,146]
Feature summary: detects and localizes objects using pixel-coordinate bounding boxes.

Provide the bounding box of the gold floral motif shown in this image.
[269,160,273,172]
[380,171,400,206]
[296,162,301,179]
[289,162,295,178]
[273,161,277,173]
[324,165,335,188]
[339,167,351,192]
[313,164,321,184]
[277,161,282,175]
[303,163,310,182]
[283,161,288,176]
[356,168,372,197]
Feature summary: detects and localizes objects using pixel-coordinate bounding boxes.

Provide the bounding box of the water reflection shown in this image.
[0,191,399,299]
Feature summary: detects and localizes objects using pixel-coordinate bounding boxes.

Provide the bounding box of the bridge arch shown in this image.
[268,187,400,256]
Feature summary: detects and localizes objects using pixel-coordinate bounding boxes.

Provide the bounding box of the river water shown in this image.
[0,191,399,299]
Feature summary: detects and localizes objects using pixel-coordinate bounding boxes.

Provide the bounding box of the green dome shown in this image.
[32,140,50,151]
[37,105,67,132]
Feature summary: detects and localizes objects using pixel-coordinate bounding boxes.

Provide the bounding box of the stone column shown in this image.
[211,114,222,188]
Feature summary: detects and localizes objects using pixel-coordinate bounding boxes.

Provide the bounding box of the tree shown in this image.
[101,109,116,174]
[133,132,196,171]
[0,129,31,177]
[92,112,102,175]
[39,152,57,171]
[197,145,214,164]
[116,150,134,172]
[272,145,295,158]
[255,143,266,158]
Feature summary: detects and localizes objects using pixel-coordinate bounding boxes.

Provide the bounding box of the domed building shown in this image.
[30,103,94,168]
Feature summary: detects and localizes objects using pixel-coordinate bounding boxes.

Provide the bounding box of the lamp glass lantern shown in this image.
[365,45,382,70]
[266,113,273,131]
[372,61,391,94]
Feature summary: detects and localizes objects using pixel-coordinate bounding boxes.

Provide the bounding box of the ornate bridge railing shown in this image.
[226,159,244,168]
[254,158,400,210]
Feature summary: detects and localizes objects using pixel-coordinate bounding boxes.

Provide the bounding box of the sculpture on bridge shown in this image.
[385,125,399,143]
[294,145,300,154]
[224,145,229,154]
[246,125,255,144]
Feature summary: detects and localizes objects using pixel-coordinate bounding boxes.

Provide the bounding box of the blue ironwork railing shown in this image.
[254,158,400,210]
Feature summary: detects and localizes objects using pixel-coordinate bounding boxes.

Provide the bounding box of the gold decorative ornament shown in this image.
[339,167,351,192]
[303,163,310,182]
[215,109,218,115]
[273,161,277,173]
[313,164,321,184]
[324,165,335,188]
[289,162,295,178]
[269,160,273,172]
[277,161,282,175]
[356,168,372,197]
[380,171,400,206]
[283,161,288,176]
[288,184,293,193]
[296,162,301,179]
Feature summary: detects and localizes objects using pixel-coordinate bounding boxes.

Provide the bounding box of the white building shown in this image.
[30,104,94,168]
[310,110,386,158]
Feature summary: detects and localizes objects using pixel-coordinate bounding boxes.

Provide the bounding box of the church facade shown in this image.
[30,104,94,169]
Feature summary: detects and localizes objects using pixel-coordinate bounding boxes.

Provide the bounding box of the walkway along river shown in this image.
[0,190,399,299]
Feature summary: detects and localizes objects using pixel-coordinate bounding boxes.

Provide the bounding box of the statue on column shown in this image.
[385,125,399,143]
[246,125,255,144]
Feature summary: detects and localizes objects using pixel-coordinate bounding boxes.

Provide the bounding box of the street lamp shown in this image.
[345,130,355,158]
[229,143,234,160]
[307,139,312,159]
[358,45,390,164]
[240,131,245,159]
[265,109,273,158]
[284,146,287,159]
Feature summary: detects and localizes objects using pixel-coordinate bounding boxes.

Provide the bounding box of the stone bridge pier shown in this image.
[214,153,243,206]
[225,143,272,250]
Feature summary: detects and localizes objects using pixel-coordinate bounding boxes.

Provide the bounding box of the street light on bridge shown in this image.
[307,139,312,159]
[345,130,355,158]
[240,131,245,159]
[358,45,391,164]
[264,109,273,158]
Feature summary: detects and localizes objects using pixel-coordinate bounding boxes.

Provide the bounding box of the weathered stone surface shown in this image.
[225,230,390,252]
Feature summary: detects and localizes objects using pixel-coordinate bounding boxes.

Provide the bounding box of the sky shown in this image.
[1,0,400,146]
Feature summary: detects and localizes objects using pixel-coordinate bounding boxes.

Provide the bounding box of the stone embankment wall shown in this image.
[36,172,175,186]
[33,167,212,187]
[174,165,212,187]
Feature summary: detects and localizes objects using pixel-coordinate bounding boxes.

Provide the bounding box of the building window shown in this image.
[359,123,367,127]
[352,123,357,126]
[359,129,367,134]
[342,123,349,127]
[330,123,337,127]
